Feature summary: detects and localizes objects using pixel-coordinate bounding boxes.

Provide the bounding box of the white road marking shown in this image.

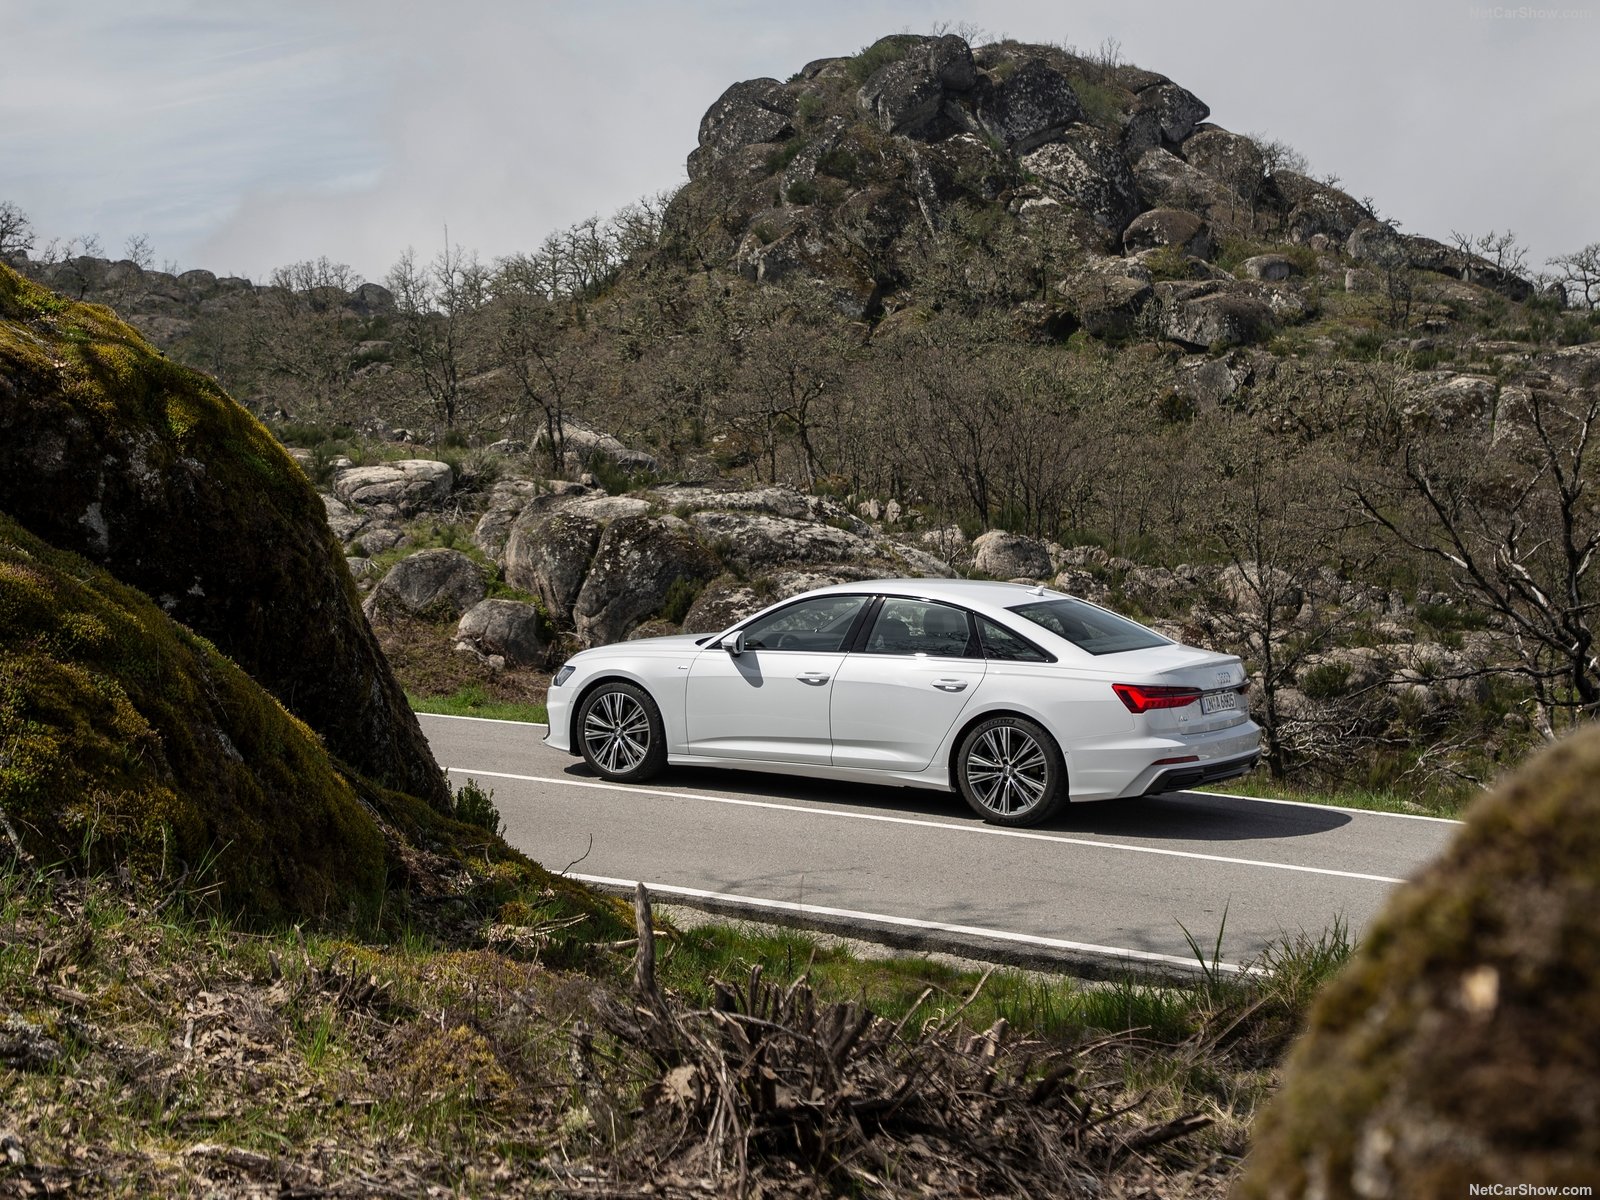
[444,766,1408,884]
[416,712,1464,824]
[415,712,549,728]
[570,873,1254,974]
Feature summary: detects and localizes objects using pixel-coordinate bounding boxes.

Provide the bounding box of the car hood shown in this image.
[581,632,711,657]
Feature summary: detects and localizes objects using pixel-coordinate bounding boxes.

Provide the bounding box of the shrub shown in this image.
[816,147,859,181]
[451,777,503,837]
[847,35,921,84]
[658,576,703,624]
[784,179,817,207]
[1300,661,1352,701]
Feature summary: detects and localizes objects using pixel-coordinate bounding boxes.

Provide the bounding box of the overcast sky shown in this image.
[2,0,1595,283]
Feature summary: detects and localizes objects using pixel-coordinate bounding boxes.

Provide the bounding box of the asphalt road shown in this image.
[421,713,1460,975]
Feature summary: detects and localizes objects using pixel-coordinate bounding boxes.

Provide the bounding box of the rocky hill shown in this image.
[668,33,1537,330]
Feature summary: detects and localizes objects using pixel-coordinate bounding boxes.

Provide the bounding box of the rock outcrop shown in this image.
[0,514,387,921]
[0,265,449,810]
[1236,725,1600,1197]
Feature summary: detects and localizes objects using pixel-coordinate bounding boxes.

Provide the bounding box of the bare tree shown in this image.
[0,201,34,257]
[490,252,597,471]
[254,257,368,419]
[1549,242,1600,310]
[123,233,154,269]
[1354,377,1600,735]
[386,239,489,431]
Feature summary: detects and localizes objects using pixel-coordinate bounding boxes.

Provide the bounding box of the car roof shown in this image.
[801,577,1068,618]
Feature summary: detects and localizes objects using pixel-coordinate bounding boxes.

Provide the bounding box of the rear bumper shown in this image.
[1140,750,1260,796]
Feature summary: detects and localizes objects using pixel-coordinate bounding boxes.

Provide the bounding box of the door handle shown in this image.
[797,672,830,686]
[932,679,969,692]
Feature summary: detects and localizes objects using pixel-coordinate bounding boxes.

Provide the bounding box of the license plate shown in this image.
[1201,690,1238,715]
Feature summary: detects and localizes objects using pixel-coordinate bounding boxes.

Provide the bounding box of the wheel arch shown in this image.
[568,672,658,753]
[944,707,1068,790]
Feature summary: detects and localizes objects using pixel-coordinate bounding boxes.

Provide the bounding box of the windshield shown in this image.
[1007,597,1170,655]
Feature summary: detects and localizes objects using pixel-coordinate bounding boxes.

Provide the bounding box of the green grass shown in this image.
[408,686,547,724]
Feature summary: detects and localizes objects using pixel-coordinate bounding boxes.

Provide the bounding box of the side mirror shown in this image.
[726,629,746,656]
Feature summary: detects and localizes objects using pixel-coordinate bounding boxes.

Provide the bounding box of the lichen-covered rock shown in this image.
[1238,253,1300,281]
[1276,171,1372,246]
[1181,126,1264,191]
[503,507,604,621]
[688,510,876,572]
[969,59,1082,153]
[572,515,718,646]
[689,78,797,180]
[455,599,548,667]
[0,514,387,921]
[1022,125,1140,243]
[1155,282,1274,349]
[682,574,770,635]
[1236,725,1600,1198]
[971,530,1052,580]
[331,460,454,514]
[1057,259,1154,339]
[471,477,553,560]
[0,265,448,810]
[364,548,486,620]
[1131,148,1236,222]
[1122,208,1215,259]
[1121,82,1209,156]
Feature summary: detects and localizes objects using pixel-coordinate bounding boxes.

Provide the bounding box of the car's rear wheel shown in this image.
[577,681,667,783]
[955,716,1066,826]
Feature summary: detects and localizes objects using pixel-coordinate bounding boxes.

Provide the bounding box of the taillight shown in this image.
[1112,683,1202,713]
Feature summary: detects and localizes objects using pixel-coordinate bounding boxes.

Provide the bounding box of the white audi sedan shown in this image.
[545,579,1260,826]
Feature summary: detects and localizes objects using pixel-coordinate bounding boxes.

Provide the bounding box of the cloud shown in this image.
[1,0,1593,281]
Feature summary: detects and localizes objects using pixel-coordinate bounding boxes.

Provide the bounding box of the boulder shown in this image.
[539,420,659,475]
[1275,171,1372,246]
[857,47,950,137]
[1182,127,1264,192]
[455,599,548,667]
[1238,253,1300,282]
[1021,125,1141,242]
[971,530,1052,580]
[1130,148,1237,222]
[364,548,486,620]
[970,59,1083,153]
[1121,208,1214,259]
[1345,220,1411,269]
[691,78,797,180]
[1175,354,1250,407]
[1057,261,1153,339]
[573,515,719,645]
[1155,282,1274,349]
[503,504,616,621]
[321,495,367,542]
[1121,82,1209,155]
[471,477,555,560]
[1236,725,1600,1199]
[332,460,454,514]
[688,510,877,572]
[0,513,387,921]
[682,575,772,635]
[0,264,448,810]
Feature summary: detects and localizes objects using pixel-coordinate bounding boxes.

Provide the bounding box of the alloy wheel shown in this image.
[964,724,1049,817]
[583,690,651,775]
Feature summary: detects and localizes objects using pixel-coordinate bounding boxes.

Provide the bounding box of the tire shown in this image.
[576,681,667,783]
[954,715,1067,827]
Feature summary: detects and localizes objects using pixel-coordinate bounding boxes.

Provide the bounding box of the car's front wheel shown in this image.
[954,716,1066,826]
[577,681,667,783]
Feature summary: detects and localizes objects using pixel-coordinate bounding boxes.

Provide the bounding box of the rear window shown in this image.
[1007,598,1170,656]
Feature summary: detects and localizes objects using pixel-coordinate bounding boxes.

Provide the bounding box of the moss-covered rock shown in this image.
[1236,726,1600,1198]
[0,513,386,921]
[0,264,447,810]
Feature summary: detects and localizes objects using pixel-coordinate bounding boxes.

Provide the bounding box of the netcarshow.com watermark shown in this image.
[1467,1187,1593,1197]
[1467,4,1590,17]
